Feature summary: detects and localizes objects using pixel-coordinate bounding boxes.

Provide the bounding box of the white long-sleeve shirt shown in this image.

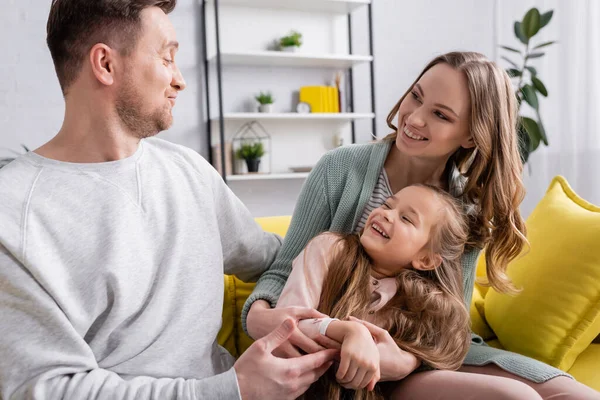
[0,137,281,400]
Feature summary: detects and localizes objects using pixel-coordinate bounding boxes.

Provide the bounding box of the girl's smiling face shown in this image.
[360,186,446,277]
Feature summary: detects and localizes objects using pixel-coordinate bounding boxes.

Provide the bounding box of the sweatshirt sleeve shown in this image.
[241,153,334,333]
[0,245,241,400]
[203,158,283,283]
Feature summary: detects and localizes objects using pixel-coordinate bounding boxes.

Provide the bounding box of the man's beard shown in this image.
[115,80,173,139]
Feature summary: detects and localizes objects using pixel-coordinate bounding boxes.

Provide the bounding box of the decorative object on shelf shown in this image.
[211,142,233,177]
[236,142,265,173]
[289,166,313,173]
[500,7,555,163]
[255,91,274,113]
[334,71,343,113]
[231,121,272,175]
[296,102,311,114]
[299,86,339,113]
[279,30,302,52]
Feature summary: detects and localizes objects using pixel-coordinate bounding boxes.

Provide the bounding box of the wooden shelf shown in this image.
[209,51,372,69]
[227,172,310,181]
[205,0,370,14]
[211,112,375,122]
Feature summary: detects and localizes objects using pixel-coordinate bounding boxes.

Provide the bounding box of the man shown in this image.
[0,1,336,398]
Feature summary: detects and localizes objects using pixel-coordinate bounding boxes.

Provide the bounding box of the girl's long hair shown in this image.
[385,51,527,294]
[306,185,471,400]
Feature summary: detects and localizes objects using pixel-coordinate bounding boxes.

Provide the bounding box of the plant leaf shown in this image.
[517,124,531,163]
[501,46,522,54]
[522,8,541,38]
[535,110,549,145]
[527,52,545,59]
[507,68,522,78]
[531,76,548,97]
[501,56,519,69]
[540,10,554,29]
[521,85,539,110]
[533,40,556,50]
[514,21,528,45]
[526,66,538,76]
[521,117,542,151]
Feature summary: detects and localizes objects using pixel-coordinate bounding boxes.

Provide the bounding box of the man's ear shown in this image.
[89,43,116,86]
[411,253,443,271]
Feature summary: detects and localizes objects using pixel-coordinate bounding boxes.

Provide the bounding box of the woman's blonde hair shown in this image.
[385,51,527,294]
[305,185,471,400]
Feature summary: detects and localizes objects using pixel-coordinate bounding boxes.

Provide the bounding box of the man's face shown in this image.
[115,7,186,138]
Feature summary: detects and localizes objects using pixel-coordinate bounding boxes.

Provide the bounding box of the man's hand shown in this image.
[348,316,420,381]
[334,321,380,391]
[235,318,338,400]
[246,300,338,357]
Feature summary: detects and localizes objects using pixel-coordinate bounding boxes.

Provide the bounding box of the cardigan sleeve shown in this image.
[461,247,481,310]
[241,153,334,333]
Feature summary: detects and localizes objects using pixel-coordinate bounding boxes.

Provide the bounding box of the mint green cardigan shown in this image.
[242,141,568,383]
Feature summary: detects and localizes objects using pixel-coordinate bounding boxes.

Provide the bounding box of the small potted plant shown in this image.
[255,91,274,113]
[235,141,265,173]
[279,30,302,52]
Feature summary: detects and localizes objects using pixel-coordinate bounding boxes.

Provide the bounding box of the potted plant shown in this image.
[255,91,274,113]
[279,30,302,52]
[235,141,265,173]
[500,7,556,163]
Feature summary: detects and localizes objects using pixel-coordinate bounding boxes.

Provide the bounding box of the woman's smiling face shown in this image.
[395,63,474,160]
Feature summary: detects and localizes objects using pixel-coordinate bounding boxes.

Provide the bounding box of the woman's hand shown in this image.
[348,316,421,381]
[246,300,339,358]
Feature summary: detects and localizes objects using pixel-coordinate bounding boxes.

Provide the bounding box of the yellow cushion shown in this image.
[254,216,292,237]
[568,344,600,391]
[218,275,239,357]
[475,253,490,298]
[218,216,291,354]
[470,284,496,340]
[485,176,600,371]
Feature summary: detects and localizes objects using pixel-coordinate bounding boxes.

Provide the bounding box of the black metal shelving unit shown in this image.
[202,0,376,182]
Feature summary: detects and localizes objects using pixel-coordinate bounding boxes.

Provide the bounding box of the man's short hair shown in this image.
[47,0,177,95]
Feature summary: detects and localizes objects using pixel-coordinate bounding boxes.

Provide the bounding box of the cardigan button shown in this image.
[373,280,379,285]
[368,311,375,315]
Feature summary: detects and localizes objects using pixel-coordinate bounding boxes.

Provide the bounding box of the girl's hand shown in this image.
[334,321,380,391]
[348,316,421,381]
[246,300,339,358]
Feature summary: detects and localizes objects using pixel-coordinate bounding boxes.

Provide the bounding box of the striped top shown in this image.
[354,169,393,233]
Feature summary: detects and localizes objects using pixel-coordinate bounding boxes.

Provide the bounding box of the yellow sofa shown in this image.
[218,216,600,391]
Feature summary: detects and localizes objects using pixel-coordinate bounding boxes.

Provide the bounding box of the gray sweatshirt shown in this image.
[0,138,281,400]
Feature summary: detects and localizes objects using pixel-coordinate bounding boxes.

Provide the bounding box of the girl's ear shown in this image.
[461,135,476,149]
[412,253,443,271]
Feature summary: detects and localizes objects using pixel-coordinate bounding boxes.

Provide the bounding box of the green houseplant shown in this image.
[279,30,302,52]
[235,141,265,173]
[500,7,556,163]
[255,91,274,113]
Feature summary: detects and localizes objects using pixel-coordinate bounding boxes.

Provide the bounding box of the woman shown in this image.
[241,52,599,399]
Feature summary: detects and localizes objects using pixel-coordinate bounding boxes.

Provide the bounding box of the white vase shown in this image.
[281,46,298,53]
[259,104,273,113]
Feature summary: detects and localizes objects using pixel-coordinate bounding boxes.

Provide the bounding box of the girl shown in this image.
[245,52,600,399]
[276,184,471,400]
